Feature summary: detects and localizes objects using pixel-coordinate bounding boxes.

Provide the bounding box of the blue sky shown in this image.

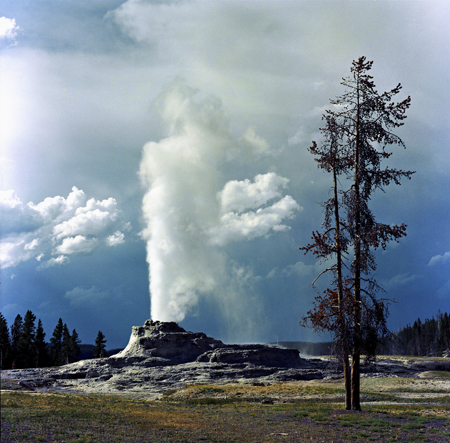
[1,0,449,348]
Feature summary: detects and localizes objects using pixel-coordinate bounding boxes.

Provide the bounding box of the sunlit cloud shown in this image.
[0,187,128,269]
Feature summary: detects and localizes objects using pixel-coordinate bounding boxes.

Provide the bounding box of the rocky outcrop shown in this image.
[113,320,308,368]
[113,320,225,362]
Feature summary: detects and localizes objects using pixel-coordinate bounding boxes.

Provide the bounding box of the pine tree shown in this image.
[93,331,107,358]
[0,313,11,370]
[10,314,23,368]
[17,310,37,368]
[34,319,49,368]
[301,57,413,410]
[50,318,64,366]
[70,329,81,362]
[62,324,72,365]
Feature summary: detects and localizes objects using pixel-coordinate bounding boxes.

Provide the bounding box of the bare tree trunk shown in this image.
[332,159,351,410]
[351,85,362,411]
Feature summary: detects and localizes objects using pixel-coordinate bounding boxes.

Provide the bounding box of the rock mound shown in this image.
[114,320,306,368]
[114,320,224,363]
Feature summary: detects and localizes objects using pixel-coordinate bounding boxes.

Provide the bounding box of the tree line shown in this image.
[378,311,450,357]
[0,311,108,369]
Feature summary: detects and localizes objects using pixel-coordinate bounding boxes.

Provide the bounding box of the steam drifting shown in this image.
[140,82,299,328]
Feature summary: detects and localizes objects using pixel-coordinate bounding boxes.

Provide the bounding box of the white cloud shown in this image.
[428,251,450,267]
[218,173,290,213]
[210,173,300,246]
[0,239,36,268]
[106,231,125,247]
[37,255,69,270]
[211,194,300,246]
[24,238,39,250]
[0,187,127,269]
[53,208,116,240]
[0,189,21,208]
[55,235,98,255]
[0,17,19,41]
[32,187,87,222]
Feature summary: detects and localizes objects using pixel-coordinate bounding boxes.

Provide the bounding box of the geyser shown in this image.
[139,82,299,336]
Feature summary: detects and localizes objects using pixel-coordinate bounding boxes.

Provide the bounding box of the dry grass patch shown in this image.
[163,380,345,403]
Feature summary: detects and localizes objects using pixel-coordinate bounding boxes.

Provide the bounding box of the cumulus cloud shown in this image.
[53,208,117,240]
[210,193,300,246]
[212,173,300,246]
[37,255,69,270]
[0,187,127,269]
[55,235,98,255]
[0,240,36,269]
[106,231,125,247]
[428,251,450,267]
[218,173,290,213]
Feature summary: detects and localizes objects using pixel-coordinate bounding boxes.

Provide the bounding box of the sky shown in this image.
[1,0,449,349]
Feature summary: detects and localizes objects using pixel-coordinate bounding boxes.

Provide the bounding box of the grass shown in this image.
[1,381,450,443]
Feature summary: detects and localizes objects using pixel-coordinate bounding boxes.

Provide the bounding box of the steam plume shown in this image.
[140,82,299,332]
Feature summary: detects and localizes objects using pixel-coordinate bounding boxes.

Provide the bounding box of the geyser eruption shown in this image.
[139,82,299,335]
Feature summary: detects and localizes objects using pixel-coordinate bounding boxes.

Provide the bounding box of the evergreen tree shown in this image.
[70,329,81,362]
[10,314,23,368]
[62,324,72,365]
[50,318,64,366]
[301,57,413,410]
[0,313,11,369]
[17,310,37,368]
[439,312,450,355]
[93,331,107,358]
[34,319,49,368]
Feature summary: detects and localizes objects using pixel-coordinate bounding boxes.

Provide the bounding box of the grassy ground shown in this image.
[1,378,450,442]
